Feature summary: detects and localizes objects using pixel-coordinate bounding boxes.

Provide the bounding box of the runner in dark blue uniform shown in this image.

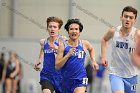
[55,19,99,93]
[34,16,66,93]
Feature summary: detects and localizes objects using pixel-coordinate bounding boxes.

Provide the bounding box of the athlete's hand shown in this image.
[49,43,58,49]
[34,62,41,71]
[10,73,15,78]
[101,57,108,67]
[91,62,99,70]
[67,47,76,57]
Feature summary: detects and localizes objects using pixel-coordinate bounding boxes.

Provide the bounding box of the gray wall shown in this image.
[0,0,140,40]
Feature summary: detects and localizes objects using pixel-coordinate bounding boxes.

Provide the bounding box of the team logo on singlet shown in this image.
[116,41,135,53]
[116,41,128,49]
[44,49,57,54]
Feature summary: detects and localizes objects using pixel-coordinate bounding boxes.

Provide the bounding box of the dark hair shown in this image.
[0,53,5,60]
[1,53,4,57]
[0,53,5,63]
[46,16,63,29]
[64,19,83,32]
[122,6,137,19]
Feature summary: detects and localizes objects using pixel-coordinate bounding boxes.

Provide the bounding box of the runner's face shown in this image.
[121,11,136,29]
[68,24,80,40]
[47,22,60,37]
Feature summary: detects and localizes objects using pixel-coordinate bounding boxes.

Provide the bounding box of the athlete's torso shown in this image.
[61,40,87,79]
[41,36,63,76]
[110,26,139,78]
[6,61,16,77]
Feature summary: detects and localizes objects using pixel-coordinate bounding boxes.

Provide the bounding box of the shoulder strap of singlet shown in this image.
[63,40,69,48]
[63,40,68,47]
[55,35,60,44]
[116,25,121,32]
[54,35,64,46]
[112,26,121,39]
[131,27,137,36]
[44,38,48,45]
[79,39,83,47]
[113,26,124,39]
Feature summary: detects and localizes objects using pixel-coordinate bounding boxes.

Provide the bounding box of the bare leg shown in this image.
[115,90,124,93]
[74,86,86,93]
[5,79,12,93]
[12,79,18,93]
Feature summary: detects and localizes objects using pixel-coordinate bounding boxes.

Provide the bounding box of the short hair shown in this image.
[9,51,18,59]
[46,16,63,29]
[122,6,137,19]
[64,19,83,32]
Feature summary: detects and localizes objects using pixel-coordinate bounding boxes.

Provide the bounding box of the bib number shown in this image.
[82,78,88,85]
[131,84,137,91]
[78,51,84,58]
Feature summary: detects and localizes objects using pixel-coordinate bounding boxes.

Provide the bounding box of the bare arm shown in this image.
[18,63,23,80]
[10,59,20,78]
[34,48,44,71]
[135,30,140,46]
[37,48,44,63]
[55,42,76,70]
[83,40,99,70]
[131,52,140,68]
[131,29,140,68]
[38,39,44,63]
[34,39,44,71]
[101,27,115,66]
